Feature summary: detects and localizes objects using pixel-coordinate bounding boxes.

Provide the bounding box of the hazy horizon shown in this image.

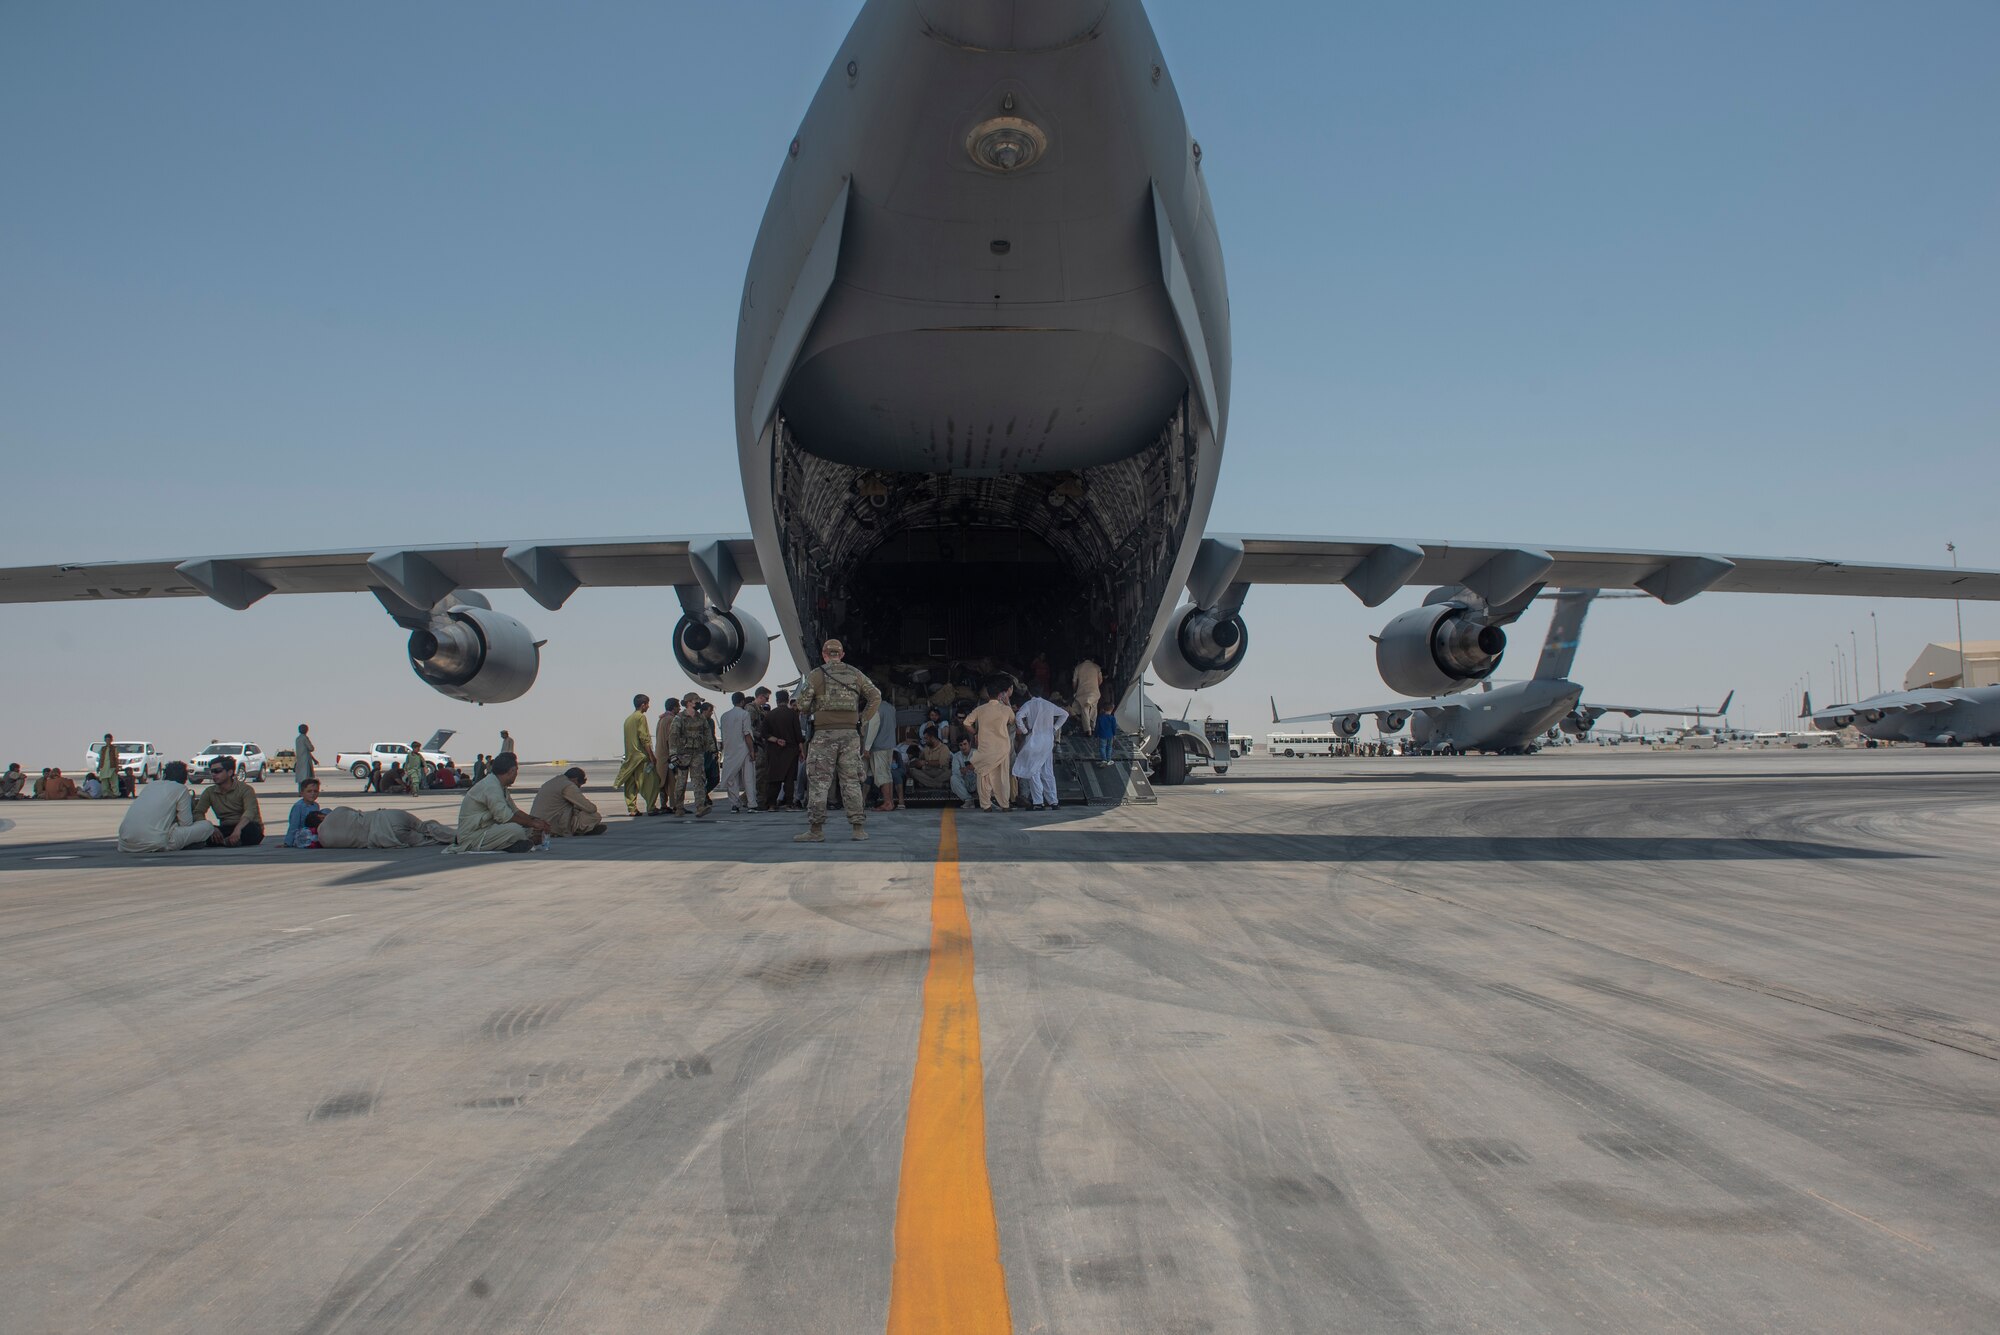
[4,1,1995,769]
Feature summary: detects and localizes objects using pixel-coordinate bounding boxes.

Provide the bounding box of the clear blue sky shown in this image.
[3,0,1996,766]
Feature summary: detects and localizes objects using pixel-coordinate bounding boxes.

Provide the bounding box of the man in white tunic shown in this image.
[117,763,216,852]
[718,692,758,813]
[1011,691,1070,810]
[449,753,549,853]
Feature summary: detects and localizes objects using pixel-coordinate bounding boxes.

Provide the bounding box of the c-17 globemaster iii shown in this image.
[1800,686,2000,747]
[2,0,1998,788]
[1274,590,1732,755]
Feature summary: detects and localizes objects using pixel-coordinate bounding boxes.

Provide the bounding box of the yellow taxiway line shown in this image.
[887,808,1013,1334]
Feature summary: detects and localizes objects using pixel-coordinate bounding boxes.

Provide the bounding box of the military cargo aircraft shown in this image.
[1800,687,2000,747]
[1272,590,1733,754]
[3,0,1997,782]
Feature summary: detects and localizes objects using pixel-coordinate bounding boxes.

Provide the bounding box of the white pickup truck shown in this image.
[334,730,456,780]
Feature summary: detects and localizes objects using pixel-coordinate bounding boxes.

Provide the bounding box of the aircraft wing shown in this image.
[1207,535,2000,606]
[0,536,764,611]
[1273,698,1469,727]
[1583,702,1723,720]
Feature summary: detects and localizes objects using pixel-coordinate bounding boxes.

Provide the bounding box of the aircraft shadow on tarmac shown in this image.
[0,825,1923,883]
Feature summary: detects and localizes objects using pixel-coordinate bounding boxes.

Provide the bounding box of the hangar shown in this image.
[1904,640,2000,690]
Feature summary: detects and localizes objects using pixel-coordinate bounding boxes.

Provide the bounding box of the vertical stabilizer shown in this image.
[1534,589,1597,681]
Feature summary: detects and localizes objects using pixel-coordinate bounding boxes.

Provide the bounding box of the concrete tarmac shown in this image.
[3,748,1998,1332]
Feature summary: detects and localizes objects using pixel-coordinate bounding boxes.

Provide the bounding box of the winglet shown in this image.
[1269,695,1280,725]
[1717,689,1734,717]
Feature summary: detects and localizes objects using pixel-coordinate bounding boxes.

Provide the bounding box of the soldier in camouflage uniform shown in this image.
[666,692,717,816]
[793,638,882,843]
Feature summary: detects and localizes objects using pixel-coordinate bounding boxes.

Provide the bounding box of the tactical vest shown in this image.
[810,664,865,714]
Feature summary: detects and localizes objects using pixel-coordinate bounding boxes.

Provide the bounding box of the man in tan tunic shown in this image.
[530,767,605,837]
[311,807,457,848]
[964,684,1018,813]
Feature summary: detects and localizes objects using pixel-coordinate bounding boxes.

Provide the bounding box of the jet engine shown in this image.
[1375,603,1506,697]
[1559,709,1595,737]
[408,602,541,704]
[1152,603,1250,691]
[673,605,771,692]
[1329,714,1361,740]
[1377,710,1412,734]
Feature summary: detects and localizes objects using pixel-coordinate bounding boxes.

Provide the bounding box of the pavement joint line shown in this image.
[887,808,1012,1335]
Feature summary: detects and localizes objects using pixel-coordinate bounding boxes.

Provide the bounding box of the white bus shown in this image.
[1228,734,1255,758]
[1266,731,1344,757]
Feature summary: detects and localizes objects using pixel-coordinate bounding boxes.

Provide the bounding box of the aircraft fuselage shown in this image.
[735,0,1230,703]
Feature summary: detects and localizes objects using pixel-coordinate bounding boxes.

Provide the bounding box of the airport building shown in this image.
[1903,640,2000,690]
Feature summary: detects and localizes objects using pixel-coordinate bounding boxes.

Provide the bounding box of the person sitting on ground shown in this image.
[0,763,25,799]
[81,773,105,799]
[285,778,324,848]
[949,737,978,808]
[193,757,264,846]
[118,762,219,852]
[908,731,953,794]
[306,806,456,849]
[449,751,550,853]
[530,767,606,837]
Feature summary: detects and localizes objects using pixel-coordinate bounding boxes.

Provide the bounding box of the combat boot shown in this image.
[850,826,868,841]
[793,828,825,843]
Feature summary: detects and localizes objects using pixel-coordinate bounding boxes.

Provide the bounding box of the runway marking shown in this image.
[888,808,1012,1335]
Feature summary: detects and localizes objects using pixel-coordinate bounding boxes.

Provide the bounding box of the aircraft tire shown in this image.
[1155,738,1189,786]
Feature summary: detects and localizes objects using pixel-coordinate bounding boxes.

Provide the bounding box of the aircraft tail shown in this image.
[1533,589,1597,681]
[1798,691,1812,719]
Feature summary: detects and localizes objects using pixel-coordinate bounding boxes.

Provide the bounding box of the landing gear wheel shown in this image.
[1154,737,1189,786]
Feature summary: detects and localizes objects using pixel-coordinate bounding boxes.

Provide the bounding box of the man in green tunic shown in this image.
[96,733,121,798]
[793,639,881,843]
[614,694,660,816]
[402,741,426,793]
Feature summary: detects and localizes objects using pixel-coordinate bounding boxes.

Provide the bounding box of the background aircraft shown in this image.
[1273,590,1732,754]
[1800,687,2000,747]
[2,0,1997,782]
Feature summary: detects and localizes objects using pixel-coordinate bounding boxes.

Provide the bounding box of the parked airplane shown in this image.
[1800,687,2000,747]
[3,0,1997,784]
[1272,591,1732,754]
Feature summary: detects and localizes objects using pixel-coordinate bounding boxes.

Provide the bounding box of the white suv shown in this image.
[189,742,268,782]
[85,741,165,782]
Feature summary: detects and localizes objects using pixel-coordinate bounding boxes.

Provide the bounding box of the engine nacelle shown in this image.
[1329,714,1361,739]
[673,605,771,692]
[1560,710,1595,737]
[407,604,540,704]
[1375,603,1506,697]
[1152,603,1250,691]
[1377,710,1412,734]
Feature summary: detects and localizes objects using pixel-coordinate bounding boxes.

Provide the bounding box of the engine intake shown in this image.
[1152,603,1250,691]
[408,604,540,704]
[1329,714,1361,739]
[673,606,771,691]
[1375,604,1506,697]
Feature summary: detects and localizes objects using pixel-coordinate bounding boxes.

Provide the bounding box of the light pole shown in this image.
[1948,542,1965,687]
[1851,629,1860,700]
[1870,611,1882,694]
